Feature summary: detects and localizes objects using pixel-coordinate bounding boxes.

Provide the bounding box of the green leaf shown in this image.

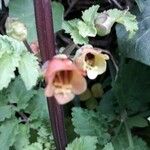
[82,5,99,24]
[0,35,26,58]
[66,136,98,150]
[9,0,64,41]
[99,90,116,114]
[78,20,97,38]
[0,105,12,122]
[23,143,43,150]
[107,9,138,37]
[52,1,64,32]
[135,0,145,12]
[0,53,20,90]
[14,124,30,150]
[102,143,114,150]
[116,1,150,66]
[72,107,110,146]
[62,20,88,44]
[7,77,36,110]
[26,88,48,123]
[18,52,40,90]
[113,60,150,113]
[113,131,149,150]
[78,5,99,38]
[0,119,19,150]
[127,115,148,128]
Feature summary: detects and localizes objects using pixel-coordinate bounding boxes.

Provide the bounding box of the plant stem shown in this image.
[124,120,134,149]
[33,0,67,149]
[23,40,33,53]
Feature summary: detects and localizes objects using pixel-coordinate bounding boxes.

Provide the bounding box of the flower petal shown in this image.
[54,92,75,105]
[45,80,55,97]
[87,69,99,79]
[94,54,107,74]
[71,71,87,94]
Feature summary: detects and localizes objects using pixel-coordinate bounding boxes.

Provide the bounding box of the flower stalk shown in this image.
[33,0,67,149]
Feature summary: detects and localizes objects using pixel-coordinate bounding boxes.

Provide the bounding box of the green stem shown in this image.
[124,119,134,149]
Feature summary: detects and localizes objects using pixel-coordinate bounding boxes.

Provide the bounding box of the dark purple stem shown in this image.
[33,0,67,149]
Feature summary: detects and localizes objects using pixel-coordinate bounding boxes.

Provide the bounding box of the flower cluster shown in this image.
[43,45,109,105]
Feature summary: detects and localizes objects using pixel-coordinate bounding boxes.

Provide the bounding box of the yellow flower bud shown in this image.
[5,17,27,41]
[95,12,115,36]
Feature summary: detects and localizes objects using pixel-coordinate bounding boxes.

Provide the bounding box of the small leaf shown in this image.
[66,136,98,150]
[18,52,40,90]
[127,115,148,128]
[82,5,99,24]
[79,5,99,38]
[62,20,88,44]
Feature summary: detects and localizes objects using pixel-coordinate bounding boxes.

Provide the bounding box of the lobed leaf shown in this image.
[18,51,40,90]
[66,136,98,150]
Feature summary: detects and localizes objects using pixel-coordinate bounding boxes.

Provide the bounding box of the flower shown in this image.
[74,45,109,79]
[44,55,87,105]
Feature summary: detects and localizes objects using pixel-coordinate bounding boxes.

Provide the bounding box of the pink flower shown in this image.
[44,55,87,105]
[74,45,109,79]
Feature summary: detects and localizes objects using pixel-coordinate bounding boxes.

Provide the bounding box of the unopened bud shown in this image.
[95,12,114,36]
[5,17,27,41]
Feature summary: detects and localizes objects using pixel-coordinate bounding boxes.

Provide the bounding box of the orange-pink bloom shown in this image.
[44,55,87,105]
[74,45,109,79]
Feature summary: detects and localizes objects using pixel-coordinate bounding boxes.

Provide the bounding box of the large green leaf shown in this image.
[116,0,150,66]
[66,136,98,150]
[113,60,150,113]
[18,52,40,90]
[7,77,36,110]
[52,1,64,32]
